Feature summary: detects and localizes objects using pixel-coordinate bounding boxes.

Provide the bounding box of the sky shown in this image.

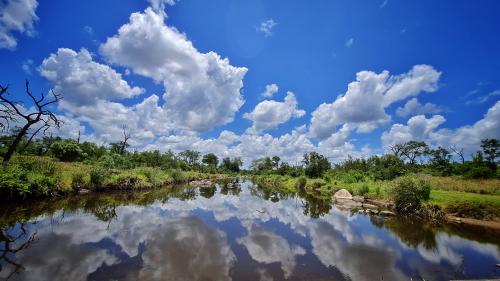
[1,0,499,165]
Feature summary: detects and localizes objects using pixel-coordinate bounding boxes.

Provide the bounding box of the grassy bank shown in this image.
[252,173,500,221]
[0,156,225,200]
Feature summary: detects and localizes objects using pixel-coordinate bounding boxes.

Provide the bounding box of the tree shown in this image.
[399,141,428,164]
[480,138,499,164]
[427,146,452,176]
[202,153,218,167]
[220,157,242,173]
[0,81,61,162]
[179,150,201,166]
[271,156,280,170]
[302,152,330,178]
[449,145,465,164]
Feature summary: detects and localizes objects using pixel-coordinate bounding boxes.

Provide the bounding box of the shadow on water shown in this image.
[0,179,499,281]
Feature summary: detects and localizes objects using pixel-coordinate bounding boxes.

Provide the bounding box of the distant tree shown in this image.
[449,145,465,164]
[251,157,273,172]
[427,146,452,176]
[0,81,61,162]
[202,153,218,167]
[271,156,281,170]
[302,152,331,178]
[399,141,428,164]
[220,157,242,173]
[480,138,499,164]
[179,150,201,166]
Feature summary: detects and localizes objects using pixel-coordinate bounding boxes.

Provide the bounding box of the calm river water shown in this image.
[0,180,499,281]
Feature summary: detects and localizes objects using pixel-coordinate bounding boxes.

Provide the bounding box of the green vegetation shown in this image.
[1,108,499,222]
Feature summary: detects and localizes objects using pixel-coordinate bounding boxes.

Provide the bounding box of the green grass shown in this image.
[0,156,227,199]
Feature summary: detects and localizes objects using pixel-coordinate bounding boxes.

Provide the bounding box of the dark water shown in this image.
[0,180,499,281]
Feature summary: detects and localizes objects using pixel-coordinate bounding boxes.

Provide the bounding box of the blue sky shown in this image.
[1,0,499,164]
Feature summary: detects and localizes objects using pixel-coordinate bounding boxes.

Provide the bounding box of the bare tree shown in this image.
[0,81,61,163]
[449,145,465,164]
[120,125,130,155]
[0,224,38,280]
[0,87,14,132]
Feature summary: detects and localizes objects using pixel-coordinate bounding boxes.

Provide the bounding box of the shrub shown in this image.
[50,140,84,162]
[295,176,307,192]
[392,176,431,215]
[0,165,30,199]
[90,168,107,188]
[463,165,495,179]
[28,173,57,195]
[71,172,88,191]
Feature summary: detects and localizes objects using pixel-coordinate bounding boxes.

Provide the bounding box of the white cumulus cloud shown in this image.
[0,0,38,50]
[100,8,248,133]
[309,64,441,140]
[244,91,305,133]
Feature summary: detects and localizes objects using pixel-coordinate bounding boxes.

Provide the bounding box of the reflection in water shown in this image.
[138,217,235,281]
[0,180,499,281]
[237,224,305,278]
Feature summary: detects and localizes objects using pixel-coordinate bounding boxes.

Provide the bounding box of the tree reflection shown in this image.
[375,217,437,250]
[199,186,216,198]
[0,224,37,280]
[301,195,332,218]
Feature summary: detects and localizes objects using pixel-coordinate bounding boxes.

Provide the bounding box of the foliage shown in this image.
[391,176,431,215]
[303,152,331,178]
[50,140,85,162]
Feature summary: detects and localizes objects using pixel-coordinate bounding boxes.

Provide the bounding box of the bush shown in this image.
[392,176,431,215]
[90,168,107,188]
[295,177,307,192]
[463,165,495,179]
[28,173,57,195]
[71,172,88,191]
[0,165,30,199]
[50,140,84,162]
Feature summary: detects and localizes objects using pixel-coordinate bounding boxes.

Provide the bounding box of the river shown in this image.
[0,180,499,281]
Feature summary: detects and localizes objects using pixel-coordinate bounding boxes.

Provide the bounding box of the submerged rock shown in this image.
[379,210,395,216]
[333,189,353,199]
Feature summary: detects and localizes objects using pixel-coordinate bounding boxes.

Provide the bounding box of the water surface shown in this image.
[0,180,499,281]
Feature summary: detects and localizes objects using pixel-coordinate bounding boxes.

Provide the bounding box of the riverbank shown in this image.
[0,156,230,200]
[251,174,500,226]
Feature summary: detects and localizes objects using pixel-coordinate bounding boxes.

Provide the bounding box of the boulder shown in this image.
[333,189,353,199]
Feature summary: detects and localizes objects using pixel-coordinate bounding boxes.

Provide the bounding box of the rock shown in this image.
[78,189,90,194]
[357,209,365,214]
[226,182,241,189]
[353,196,364,202]
[190,179,213,188]
[335,198,362,210]
[333,189,353,200]
[379,210,395,216]
[362,203,378,209]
